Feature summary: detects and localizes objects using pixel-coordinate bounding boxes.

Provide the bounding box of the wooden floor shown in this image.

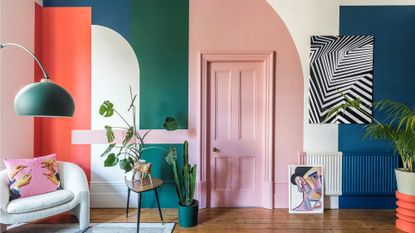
[40,208,402,233]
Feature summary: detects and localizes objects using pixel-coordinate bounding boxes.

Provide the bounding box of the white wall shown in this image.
[90,25,140,207]
[266,0,340,153]
[0,0,36,169]
[267,0,415,152]
[266,0,415,208]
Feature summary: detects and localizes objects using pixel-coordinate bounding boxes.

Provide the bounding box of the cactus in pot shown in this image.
[165,140,198,227]
[166,141,197,205]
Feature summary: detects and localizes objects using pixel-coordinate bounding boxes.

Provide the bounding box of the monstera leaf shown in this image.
[104,153,118,167]
[163,117,179,131]
[101,143,116,157]
[165,146,177,165]
[104,125,115,143]
[119,157,134,172]
[123,127,135,146]
[99,101,114,117]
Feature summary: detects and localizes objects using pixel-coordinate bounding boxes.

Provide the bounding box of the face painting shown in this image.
[303,168,322,201]
[291,166,323,211]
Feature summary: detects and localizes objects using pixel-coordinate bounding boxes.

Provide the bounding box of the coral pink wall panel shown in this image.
[189,0,303,208]
[35,7,91,181]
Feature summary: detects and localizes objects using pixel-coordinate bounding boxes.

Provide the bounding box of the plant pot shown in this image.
[395,169,415,196]
[178,200,198,228]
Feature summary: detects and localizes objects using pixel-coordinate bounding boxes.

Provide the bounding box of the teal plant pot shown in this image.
[178,200,198,227]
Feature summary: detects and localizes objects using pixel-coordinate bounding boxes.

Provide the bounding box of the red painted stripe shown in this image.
[34,3,43,156]
[34,6,91,181]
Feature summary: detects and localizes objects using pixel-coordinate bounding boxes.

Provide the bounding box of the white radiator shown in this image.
[298,152,342,196]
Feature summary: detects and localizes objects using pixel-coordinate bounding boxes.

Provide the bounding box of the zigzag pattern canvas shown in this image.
[308,35,374,124]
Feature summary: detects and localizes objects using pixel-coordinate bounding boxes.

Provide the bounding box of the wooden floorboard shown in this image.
[39,208,402,233]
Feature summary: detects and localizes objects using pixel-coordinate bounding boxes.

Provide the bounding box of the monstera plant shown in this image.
[99,86,179,173]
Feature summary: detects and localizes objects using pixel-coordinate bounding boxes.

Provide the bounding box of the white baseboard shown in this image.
[90,182,340,209]
[90,182,130,208]
[90,181,176,208]
[325,196,339,209]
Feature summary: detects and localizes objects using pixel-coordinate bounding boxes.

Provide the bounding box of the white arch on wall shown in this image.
[90,25,140,207]
[91,25,140,130]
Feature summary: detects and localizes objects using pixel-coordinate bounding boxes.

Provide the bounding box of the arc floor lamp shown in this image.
[0,42,75,117]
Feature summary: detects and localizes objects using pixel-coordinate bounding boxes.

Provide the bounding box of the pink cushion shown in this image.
[3,154,61,201]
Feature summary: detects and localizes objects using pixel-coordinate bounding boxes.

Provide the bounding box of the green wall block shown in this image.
[140,144,183,208]
[132,0,189,129]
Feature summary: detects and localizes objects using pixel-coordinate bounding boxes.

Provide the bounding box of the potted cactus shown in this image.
[165,141,198,227]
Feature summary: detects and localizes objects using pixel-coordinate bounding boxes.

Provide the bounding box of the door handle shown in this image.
[212,147,219,152]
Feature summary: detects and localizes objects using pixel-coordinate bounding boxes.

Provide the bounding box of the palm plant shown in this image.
[323,98,415,172]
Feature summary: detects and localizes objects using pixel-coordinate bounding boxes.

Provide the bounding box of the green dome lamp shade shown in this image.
[1,43,75,117]
[14,79,75,117]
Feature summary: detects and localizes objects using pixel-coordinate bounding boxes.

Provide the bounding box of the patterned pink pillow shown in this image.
[3,154,61,201]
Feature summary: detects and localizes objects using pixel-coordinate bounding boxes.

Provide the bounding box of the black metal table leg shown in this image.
[137,192,142,233]
[126,188,131,217]
[154,188,164,224]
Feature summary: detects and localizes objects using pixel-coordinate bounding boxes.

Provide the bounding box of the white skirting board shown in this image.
[90,182,340,209]
[325,196,339,209]
[90,182,131,208]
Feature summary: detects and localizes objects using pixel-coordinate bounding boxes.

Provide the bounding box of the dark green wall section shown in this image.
[132,0,189,129]
[140,144,183,208]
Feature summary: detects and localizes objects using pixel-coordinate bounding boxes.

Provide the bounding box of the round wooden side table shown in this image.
[125,178,164,233]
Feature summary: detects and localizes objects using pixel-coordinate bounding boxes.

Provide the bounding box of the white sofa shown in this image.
[0,161,90,232]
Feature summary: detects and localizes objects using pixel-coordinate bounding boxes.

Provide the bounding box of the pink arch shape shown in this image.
[189,0,303,208]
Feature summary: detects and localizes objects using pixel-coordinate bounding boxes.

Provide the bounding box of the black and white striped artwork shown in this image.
[308,35,374,124]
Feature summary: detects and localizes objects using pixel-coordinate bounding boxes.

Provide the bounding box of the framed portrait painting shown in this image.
[288,165,324,214]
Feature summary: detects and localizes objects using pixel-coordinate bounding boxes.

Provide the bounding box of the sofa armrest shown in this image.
[0,170,10,216]
[58,162,89,197]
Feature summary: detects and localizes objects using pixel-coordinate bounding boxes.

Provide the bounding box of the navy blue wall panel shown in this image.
[339,6,415,208]
[43,0,131,41]
[341,152,398,209]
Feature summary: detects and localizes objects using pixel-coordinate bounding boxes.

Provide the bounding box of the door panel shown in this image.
[209,61,265,207]
[214,71,232,140]
[214,157,232,191]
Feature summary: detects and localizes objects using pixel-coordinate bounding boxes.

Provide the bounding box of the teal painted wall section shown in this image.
[140,144,183,208]
[132,0,189,129]
[339,6,415,209]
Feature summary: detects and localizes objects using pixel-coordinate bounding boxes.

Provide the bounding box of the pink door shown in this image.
[209,61,266,207]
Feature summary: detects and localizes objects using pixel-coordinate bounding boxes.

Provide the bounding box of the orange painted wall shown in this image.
[35,7,91,181]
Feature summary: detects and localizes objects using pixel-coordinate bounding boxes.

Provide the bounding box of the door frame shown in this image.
[200,51,276,209]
